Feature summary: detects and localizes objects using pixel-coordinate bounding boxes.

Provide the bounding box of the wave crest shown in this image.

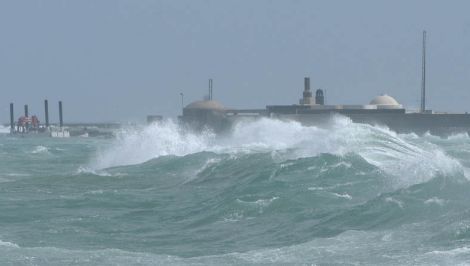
[90,117,464,187]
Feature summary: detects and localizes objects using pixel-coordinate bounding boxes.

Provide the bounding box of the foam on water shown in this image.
[91,121,213,170]
[76,166,114,177]
[427,246,470,256]
[2,119,470,265]
[91,116,464,188]
[0,125,10,134]
[31,145,49,154]
[0,239,19,248]
[424,197,447,206]
[2,229,465,265]
[331,192,353,200]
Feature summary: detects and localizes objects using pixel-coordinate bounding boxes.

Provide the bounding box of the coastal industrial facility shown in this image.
[6,31,470,137]
[180,32,470,136]
[179,76,470,136]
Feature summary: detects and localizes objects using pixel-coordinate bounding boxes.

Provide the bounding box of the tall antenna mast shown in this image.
[421,30,426,113]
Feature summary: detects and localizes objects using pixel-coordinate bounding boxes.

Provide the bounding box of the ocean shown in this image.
[1,117,470,265]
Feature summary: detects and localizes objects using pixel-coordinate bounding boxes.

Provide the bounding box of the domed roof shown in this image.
[185,100,225,110]
[369,94,400,105]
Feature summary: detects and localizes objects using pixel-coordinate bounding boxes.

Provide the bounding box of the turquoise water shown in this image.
[1,117,470,265]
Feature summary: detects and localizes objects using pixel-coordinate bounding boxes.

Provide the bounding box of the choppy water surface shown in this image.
[1,117,470,265]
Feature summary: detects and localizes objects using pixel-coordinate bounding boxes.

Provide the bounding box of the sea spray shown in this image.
[91,120,214,170]
[0,125,10,134]
[92,116,463,188]
[2,119,470,265]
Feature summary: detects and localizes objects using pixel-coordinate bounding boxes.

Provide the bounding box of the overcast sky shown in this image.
[1,0,470,123]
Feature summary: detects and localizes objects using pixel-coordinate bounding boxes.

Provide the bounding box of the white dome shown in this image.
[185,100,225,111]
[369,94,400,105]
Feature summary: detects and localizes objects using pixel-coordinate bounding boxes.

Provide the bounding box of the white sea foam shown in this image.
[426,246,470,256]
[0,239,19,248]
[424,197,446,206]
[222,212,245,223]
[31,145,49,154]
[331,192,352,200]
[235,197,279,214]
[385,197,404,209]
[236,197,279,207]
[90,116,464,188]
[0,229,466,265]
[91,120,213,170]
[0,125,10,134]
[195,158,222,175]
[76,166,114,177]
[307,186,325,191]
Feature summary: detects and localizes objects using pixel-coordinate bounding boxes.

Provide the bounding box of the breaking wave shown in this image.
[3,116,470,265]
[90,116,465,188]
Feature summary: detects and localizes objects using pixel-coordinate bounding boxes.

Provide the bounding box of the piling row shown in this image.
[9,100,64,133]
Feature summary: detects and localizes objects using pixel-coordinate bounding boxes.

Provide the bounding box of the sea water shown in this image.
[1,117,470,265]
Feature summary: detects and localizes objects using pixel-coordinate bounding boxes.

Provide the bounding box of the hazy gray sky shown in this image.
[1,0,470,122]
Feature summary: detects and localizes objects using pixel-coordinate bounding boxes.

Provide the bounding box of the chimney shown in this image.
[304,77,310,91]
[209,78,213,100]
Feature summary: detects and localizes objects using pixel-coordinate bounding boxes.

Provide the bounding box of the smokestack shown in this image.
[421,30,426,113]
[10,103,14,131]
[24,104,29,117]
[59,101,63,128]
[44,99,49,127]
[304,77,310,91]
[209,79,213,100]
